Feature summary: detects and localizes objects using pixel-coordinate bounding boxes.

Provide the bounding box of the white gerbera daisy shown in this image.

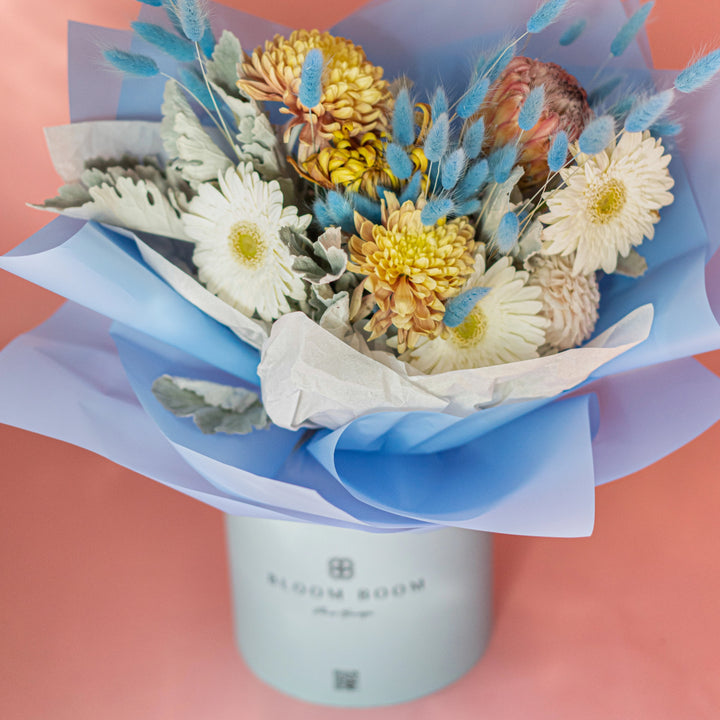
[406,255,548,373]
[183,163,312,322]
[539,131,674,275]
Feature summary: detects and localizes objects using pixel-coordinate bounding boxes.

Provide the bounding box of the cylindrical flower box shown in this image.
[225,515,493,707]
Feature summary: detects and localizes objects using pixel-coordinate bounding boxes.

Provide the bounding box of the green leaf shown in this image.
[280,227,348,284]
[151,375,270,435]
[172,112,234,185]
[307,285,350,334]
[33,166,190,241]
[161,81,234,187]
[206,31,243,94]
[39,183,92,209]
[161,81,195,160]
[614,248,647,278]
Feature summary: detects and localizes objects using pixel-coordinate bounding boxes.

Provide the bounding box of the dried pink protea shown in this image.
[481,56,592,190]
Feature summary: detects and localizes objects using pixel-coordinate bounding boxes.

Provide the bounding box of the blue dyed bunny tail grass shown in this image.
[650,120,682,138]
[494,211,520,254]
[177,0,207,42]
[103,49,159,77]
[421,197,455,226]
[426,162,442,190]
[350,193,382,224]
[200,21,216,58]
[443,287,491,328]
[527,0,570,35]
[457,77,490,120]
[547,131,569,173]
[313,198,333,228]
[478,44,515,83]
[610,1,654,58]
[456,159,489,200]
[587,75,623,108]
[299,49,324,109]
[137,0,162,6]
[131,22,197,62]
[423,112,449,163]
[624,89,675,133]
[462,118,485,159]
[517,85,545,131]
[559,19,586,47]
[386,143,414,180]
[488,144,517,184]
[454,198,482,216]
[178,66,216,109]
[399,173,423,204]
[441,149,466,191]
[431,87,449,120]
[609,95,635,122]
[326,191,356,233]
[162,0,187,36]
[393,87,415,147]
[675,48,720,93]
[578,115,615,155]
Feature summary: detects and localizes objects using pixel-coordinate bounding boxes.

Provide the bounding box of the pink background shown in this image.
[1,0,720,717]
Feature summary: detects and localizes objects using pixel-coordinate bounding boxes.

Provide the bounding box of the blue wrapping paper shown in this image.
[1,0,720,536]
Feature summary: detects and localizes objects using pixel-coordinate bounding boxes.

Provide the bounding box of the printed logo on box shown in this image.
[328,557,354,579]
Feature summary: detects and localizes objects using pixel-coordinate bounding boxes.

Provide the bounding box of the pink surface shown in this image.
[1,0,720,717]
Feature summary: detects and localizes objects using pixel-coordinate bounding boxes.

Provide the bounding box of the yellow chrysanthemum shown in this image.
[291,130,428,199]
[237,30,392,150]
[348,195,476,353]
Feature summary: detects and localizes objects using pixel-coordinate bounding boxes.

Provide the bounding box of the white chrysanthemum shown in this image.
[406,255,548,373]
[539,131,674,275]
[526,253,600,352]
[183,163,312,322]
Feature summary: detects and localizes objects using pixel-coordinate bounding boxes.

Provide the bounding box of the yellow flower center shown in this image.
[229,222,265,267]
[389,229,435,265]
[587,178,627,224]
[450,306,489,348]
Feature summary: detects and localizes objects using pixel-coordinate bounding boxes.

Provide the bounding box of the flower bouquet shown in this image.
[2,0,720,707]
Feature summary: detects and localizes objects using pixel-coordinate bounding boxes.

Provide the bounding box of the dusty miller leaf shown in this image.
[280,227,348,284]
[161,81,234,188]
[84,178,188,239]
[172,112,234,186]
[203,73,283,180]
[615,248,647,277]
[206,31,243,94]
[515,219,543,261]
[161,75,284,189]
[34,161,191,241]
[151,375,270,435]
[161,81,194,160]
[39,183,92,209]
[307,285,351,338]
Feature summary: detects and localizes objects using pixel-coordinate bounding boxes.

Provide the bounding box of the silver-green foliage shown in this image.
[280,227,348,284]
[36,157,191,240]
[151,375,270,435]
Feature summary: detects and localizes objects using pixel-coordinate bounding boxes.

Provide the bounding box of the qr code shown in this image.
[334,670,359,690]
